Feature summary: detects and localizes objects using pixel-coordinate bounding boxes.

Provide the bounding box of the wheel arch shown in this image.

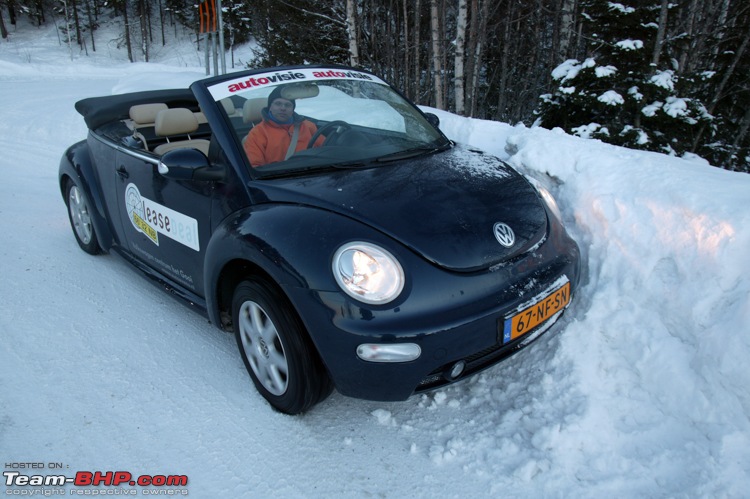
[203,204,346,333]
[213,258,280,333]
[58,139,115,251]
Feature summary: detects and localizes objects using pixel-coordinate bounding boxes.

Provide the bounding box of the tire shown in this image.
[65,178,102,255]
[232,277,333,414]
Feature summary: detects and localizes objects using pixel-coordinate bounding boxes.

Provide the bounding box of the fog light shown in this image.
[356,343,421,363]
[448,360,466,380]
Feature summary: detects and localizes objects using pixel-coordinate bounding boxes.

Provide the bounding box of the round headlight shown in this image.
[527,177,564,222]
[332,242,405,305]
[537,185,563,221]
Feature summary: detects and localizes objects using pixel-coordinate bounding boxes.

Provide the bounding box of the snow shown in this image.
[622,125,650,145]
[642,101,663,117]
[570,123,607,139]
[595,65,617,78]
[641,97,694,120]
[551,59,581,82]
[663,97,690,119]
[628,85,644,101]
[597,90,625,106]
[615,39,644,51]
[552,58,596,82]
[2,19,750,498]
[608,2,636,14]
[650,69,676,91]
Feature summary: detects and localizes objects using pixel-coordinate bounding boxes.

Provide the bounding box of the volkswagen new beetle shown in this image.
[59,65,581,414]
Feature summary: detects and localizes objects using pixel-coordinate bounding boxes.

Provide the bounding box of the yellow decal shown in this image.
[132,212,159,245]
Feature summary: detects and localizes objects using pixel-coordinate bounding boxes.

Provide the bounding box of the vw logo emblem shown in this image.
[493,222,515,248]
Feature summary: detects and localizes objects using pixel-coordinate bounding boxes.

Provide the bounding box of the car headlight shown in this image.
[527,177,564,222]
[332,242,405,305]
[538,185,563,221]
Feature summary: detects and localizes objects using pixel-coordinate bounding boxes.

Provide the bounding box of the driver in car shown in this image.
[244,86,325,167]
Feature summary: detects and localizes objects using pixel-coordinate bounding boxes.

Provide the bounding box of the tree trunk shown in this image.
[33,0,46,26]
[454,0,468,115]
[468,0,490,117]
[159,0,165,46]
[7,0,16,25]
[708,27,750,115]
[62,0,73,60]
[691,20,750,153]
[728,107,750,171]
[413,0,421,102]
[71,0,82,46]
[346,0,359,67]
[430,0,444,109]
[558,0,577,60]
[651,0,669,66]
[85,0,96,52]
[0,8,7,39]
[139,0,149,62]
[123,0,133,63]
[402,0,410,98]
[495,2,513,120]
[464,0,478,112]
[677,0,699,73]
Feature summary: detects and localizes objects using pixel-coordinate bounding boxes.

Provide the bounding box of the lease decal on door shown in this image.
[125,183,200,251]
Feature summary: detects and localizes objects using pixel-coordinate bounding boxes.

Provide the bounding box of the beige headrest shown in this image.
[155,108,199,137]
[243,97,267,124]
[129,103,168,125]
[220,98,236,115]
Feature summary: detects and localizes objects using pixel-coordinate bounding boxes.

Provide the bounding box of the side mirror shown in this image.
[424,112,440,128]
[158,148,225,181]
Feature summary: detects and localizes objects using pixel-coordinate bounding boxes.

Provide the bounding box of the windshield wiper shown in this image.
[374,142,450,163]
[258,161,370,179]
[331,160,372,169]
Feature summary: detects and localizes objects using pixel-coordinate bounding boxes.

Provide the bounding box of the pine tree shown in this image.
[535,0,712,159]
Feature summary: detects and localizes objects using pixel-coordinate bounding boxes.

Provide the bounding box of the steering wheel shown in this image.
[307,120,352,148]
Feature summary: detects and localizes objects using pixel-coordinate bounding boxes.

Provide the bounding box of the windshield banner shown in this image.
[207,68,388,101]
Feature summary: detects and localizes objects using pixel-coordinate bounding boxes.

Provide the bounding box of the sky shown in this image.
[1,16,749,498]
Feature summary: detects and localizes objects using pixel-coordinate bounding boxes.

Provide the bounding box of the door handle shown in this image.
[116,166,129,179]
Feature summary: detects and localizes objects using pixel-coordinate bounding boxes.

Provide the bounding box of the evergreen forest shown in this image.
[1,0,748,172]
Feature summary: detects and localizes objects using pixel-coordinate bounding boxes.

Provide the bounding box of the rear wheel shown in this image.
[65,178,101,255]
[232,277,332,414]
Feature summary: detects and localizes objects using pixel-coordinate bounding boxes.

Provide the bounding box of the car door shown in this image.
[115,149,213,296]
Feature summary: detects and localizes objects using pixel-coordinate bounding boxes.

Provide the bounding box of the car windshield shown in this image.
[206,68,450,178]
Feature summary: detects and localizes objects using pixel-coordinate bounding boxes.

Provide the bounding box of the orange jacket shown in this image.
[244,117,323,167]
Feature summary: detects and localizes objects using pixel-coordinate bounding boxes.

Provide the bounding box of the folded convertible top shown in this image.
[74,88,197,130]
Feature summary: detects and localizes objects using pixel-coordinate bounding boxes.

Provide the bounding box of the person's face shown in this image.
[270,98,294,121]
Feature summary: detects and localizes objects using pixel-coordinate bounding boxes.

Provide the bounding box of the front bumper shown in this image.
[285,243,580,401]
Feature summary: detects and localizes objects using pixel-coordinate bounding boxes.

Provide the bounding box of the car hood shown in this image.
[250,144,548,272]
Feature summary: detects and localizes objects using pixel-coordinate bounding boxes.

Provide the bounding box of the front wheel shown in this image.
[65,178,101,255]
[232,277,332,414]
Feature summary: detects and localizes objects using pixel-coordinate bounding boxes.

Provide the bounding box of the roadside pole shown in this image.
[199,0,226,75]
[217,0,227,74]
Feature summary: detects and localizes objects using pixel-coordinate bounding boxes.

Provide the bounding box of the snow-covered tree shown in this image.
[535,0,712,158]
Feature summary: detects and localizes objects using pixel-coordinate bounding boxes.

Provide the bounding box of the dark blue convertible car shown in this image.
[60,65,580,414]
